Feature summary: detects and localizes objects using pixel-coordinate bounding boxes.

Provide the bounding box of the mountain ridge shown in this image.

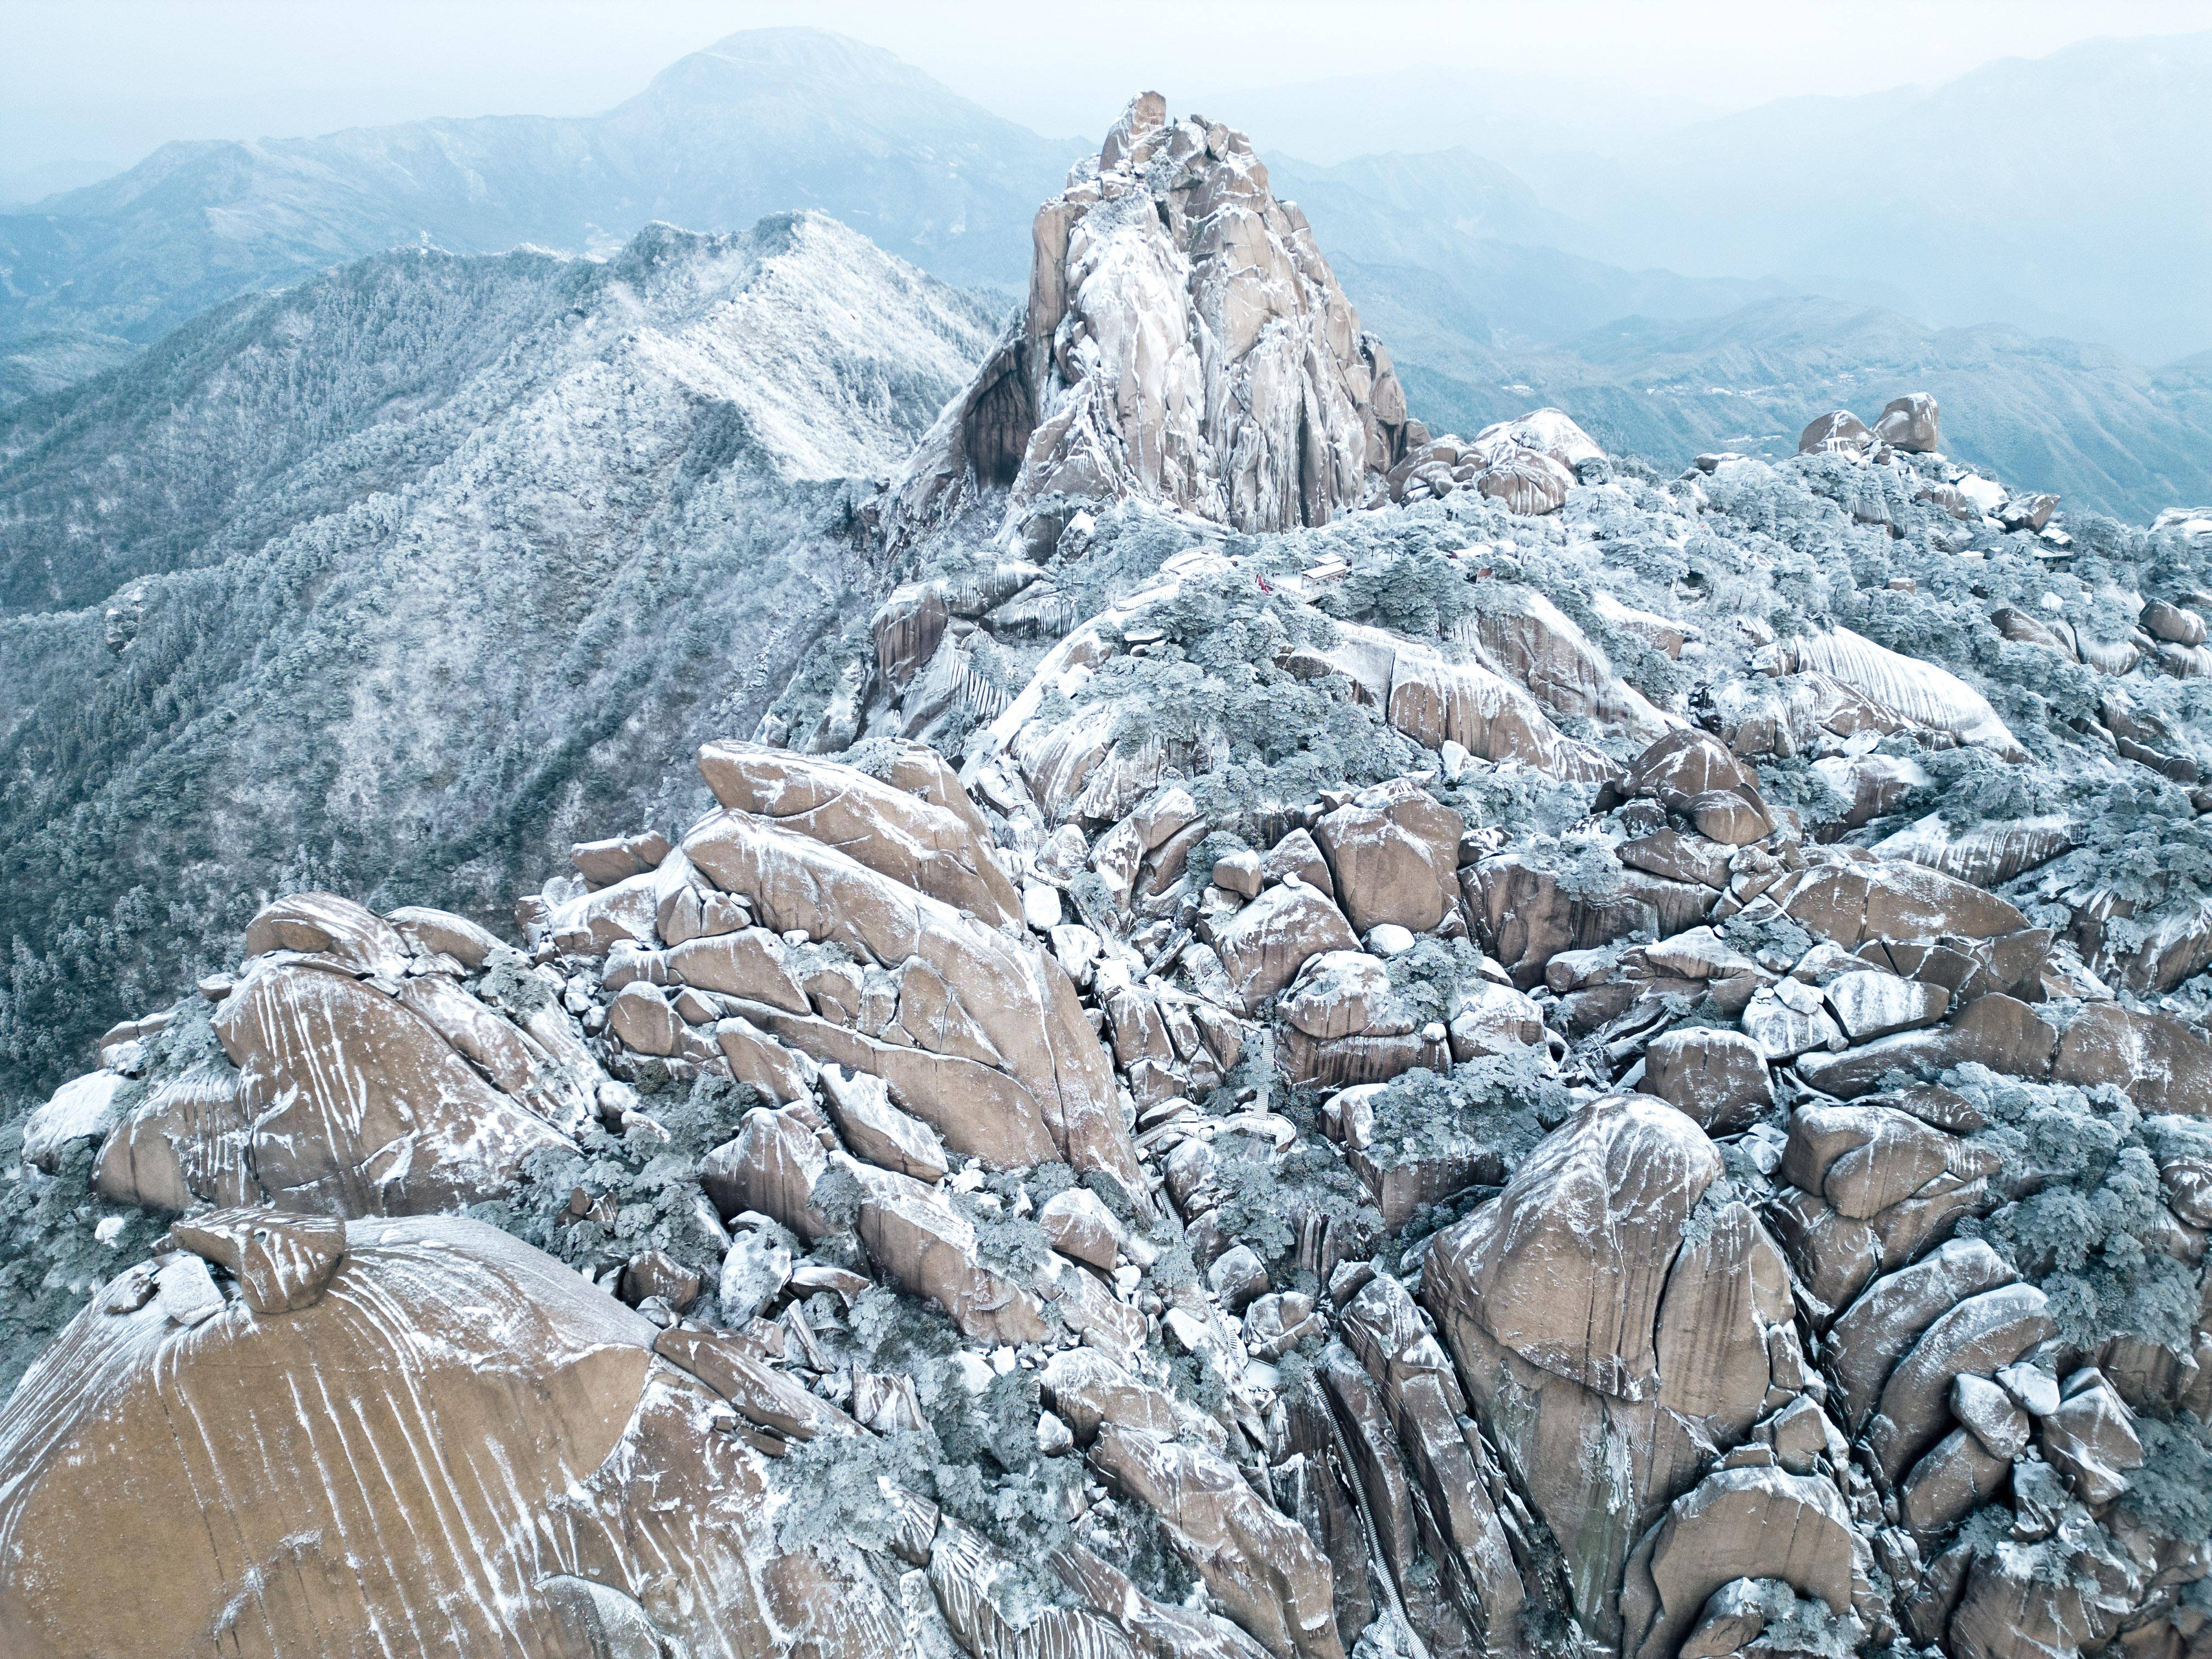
[0,212,996,1083]
[6,28,2209,528]
[0,29,1071,385]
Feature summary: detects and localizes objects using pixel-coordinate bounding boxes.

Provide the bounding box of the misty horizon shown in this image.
[5,3,2210,189]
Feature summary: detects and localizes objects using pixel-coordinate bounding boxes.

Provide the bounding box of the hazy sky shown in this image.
[5,0,2208,180]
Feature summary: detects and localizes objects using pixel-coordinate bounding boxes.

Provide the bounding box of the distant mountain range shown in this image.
[1227,32,2212,367]
[1568,32,2212,366]
[0,30,1068,388]
[1273,147,2212,519]
[1264,150,1793,347]
[4,26,2209,525]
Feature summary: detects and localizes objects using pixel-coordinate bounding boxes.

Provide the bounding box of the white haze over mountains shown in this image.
[2,21,2209,518]
[1195,30,2212,367]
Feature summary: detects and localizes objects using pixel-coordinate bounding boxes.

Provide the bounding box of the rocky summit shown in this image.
[6,95,2212,1659]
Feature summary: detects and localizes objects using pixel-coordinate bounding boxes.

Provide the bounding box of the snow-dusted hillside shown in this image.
[0,212,998,1085]
[0,28,1072,391]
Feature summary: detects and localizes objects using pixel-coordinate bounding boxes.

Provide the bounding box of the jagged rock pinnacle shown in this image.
[888,92,1411,546]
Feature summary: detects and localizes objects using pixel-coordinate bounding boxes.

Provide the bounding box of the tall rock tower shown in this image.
[888,93,1411,545]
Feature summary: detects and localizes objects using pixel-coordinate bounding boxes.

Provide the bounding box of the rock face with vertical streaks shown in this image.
[0,1216,904,1659]
[209,957,579,1214]
[1425,1096,1814,1642]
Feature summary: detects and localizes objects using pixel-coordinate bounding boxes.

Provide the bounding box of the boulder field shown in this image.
[8,93,2212,1659]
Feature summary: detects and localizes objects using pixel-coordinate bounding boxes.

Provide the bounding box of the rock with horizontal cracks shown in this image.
[682,808,1136,1188]
[1772,858,2029,951]
[1619,827,1733,889]
[1781,1101,1997,1220]
[697,740,1022,928]
[1792,991,2059,1098]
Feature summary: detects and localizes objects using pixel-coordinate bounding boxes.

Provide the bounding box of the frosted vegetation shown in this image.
[0,216,997,1093]
[2,74,2212,1657]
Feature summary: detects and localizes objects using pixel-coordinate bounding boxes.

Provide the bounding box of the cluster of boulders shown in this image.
[10,91,2212,1659]
[19,392,2212,1655]
[1785,393,2058,540]
[1380,408,1607,515]
[2000,585,2212,684]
